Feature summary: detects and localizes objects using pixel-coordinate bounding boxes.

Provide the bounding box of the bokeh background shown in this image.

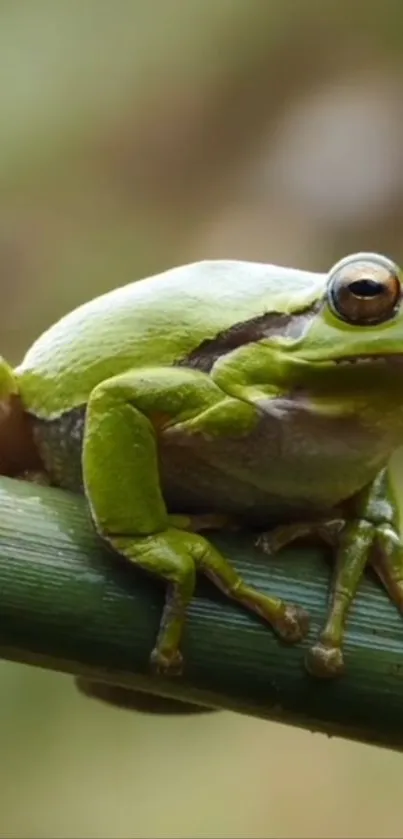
[2,2,403,837]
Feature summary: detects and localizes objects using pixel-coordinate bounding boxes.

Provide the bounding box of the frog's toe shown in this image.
[150,647,184,677]
[305,641,345,678]
[256,522,324,555]
[272,603,310,643]
[256,526,298,555]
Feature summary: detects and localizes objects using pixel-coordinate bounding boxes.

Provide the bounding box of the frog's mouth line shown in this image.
[335,354,403,365]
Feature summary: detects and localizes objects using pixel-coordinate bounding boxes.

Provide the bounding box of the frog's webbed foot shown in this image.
[257,469,403,679]
[76,678,215,714]
[257,518,344,554]
[18,469,51,486]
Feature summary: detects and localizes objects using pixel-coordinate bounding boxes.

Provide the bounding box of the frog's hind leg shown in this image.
[257,519,344,555]
[75,678,216,714]
[17,470,52,486]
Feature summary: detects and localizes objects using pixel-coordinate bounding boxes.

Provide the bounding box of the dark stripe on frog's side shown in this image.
[30,305,319,495]
[176,303,320,373]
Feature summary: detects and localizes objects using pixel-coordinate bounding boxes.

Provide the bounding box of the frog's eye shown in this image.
[328,253,401,325]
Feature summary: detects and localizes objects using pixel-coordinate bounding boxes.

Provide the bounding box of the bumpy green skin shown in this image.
[3,256,403,679]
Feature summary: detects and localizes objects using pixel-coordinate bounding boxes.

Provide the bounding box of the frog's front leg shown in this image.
[83,366,309,677]
[260,468,403,678]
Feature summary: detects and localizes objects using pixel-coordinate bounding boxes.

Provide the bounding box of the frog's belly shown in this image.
[159,404,392,525]
[31,402,393,528]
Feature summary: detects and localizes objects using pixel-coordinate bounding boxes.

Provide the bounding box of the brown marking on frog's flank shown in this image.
[31,405,86,492]
[177,304,319,373]
[0,394,43,477]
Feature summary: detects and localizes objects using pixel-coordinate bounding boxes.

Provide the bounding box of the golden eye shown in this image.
[328,253,401,325]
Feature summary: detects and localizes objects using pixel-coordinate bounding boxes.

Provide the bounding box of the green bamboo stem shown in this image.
[1,475,403,749]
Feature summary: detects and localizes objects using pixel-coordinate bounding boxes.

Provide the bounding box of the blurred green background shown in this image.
[2,1,403,836]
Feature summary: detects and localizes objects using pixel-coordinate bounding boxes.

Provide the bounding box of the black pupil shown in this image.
[349,277,384,298]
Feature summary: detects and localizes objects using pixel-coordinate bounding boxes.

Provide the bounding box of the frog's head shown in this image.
[285,253,403,395]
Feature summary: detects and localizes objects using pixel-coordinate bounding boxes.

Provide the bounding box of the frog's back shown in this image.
[17,259,324,417]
